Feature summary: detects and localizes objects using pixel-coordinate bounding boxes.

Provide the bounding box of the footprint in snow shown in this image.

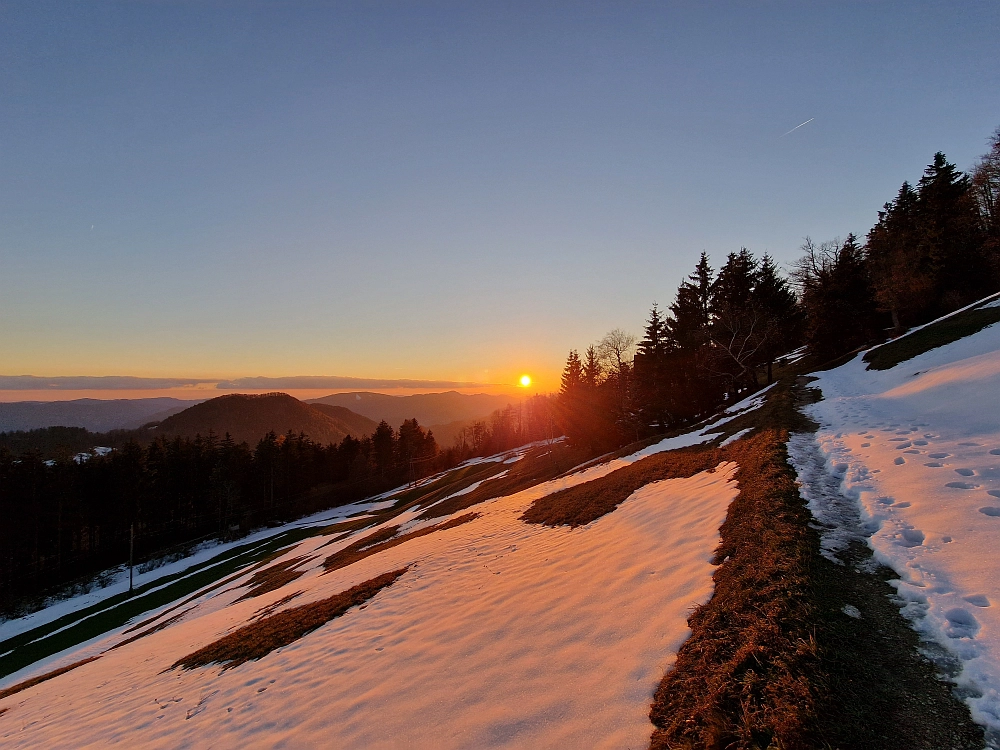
[894,501,911,508]
[894,457,906,465]
[989,490,1000,499]
[912,440,928,446]
[925,462,944,468]
[929,453,950,459]
[947,481,980,489]
[899,528,925,547]
[991,449,1000,456]
[895,442,913,449]
[944,608,980,638]
[959,442,982,447]
[955,468,976,477]
[861,443,871,448]
[979,507,1000,517]
[890,437,910,442]
[965,594,991,608]
[904,449,920,454]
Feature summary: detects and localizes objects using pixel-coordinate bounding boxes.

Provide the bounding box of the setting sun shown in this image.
[519,374,532,387]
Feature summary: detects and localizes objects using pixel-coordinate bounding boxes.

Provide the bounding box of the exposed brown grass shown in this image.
[863,302,1000,370]
[315,515,377,539]
[171,568,408,671]
[646,378,984,749]
[322,513,479,574]
[419,442,594,521]
[649,430,822,750]
[0,656,102,701]
[387,460,512,513]
[521,445,726,527]
[251,590,303,621]
[234,555,313,602]
[108,607,194,651]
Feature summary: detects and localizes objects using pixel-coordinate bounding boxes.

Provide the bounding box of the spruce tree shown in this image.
[866,182,927,330]
[633,305,670,431]
[915,152,989,309]
[708,249,761,393]
[751,253,802,382]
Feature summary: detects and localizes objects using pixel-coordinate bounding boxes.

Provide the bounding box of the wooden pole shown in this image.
[129,523,134,593]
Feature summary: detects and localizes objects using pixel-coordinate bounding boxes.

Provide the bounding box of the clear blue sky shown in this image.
[1,1,998,395]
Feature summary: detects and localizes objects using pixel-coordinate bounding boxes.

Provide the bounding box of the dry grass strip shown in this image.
[315,515,377,542]
[0,656,102,701]
[108,607,195,651]
[251,590,303,621]
[322,513,479,575]
[171,568,408,671]
[235,555,313,602]
[648,429,821,750]
[419,442,593,521]
[521,444,725,528]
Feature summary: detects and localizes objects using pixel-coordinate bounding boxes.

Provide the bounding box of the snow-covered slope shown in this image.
[795,312,1000,738]
[0,430,742,747]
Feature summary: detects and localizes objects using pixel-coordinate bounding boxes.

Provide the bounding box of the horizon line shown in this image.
[0,375,498,391]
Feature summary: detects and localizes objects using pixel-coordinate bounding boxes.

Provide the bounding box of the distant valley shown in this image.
[0,391,519,453]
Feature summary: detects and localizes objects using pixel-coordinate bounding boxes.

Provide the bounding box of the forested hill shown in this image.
[154,393,378,446]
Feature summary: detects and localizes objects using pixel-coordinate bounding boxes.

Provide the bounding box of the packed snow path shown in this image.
[794,318,1000,743]
[0,444,738,747]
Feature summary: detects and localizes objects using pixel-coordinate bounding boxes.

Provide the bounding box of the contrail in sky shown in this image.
[781,118,814,137]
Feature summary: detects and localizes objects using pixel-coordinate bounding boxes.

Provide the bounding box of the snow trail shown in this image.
[796,314,1000,745]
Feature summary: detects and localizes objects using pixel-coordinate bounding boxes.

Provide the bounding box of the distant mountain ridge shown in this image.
[307,391,514,431]
[154,393,377,446]
[0,398,198,433]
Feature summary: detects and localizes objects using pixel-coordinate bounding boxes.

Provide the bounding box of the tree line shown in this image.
[556,127,1000,450]
[0,396,554,612]
[3,127,997,612]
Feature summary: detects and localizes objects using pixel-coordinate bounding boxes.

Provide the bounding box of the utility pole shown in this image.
[129,523,135,594]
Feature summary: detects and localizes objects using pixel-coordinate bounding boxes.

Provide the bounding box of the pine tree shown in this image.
[795,235,881,358]
[751,253,802,382]
[666,253,712,349]
[633,305,670,430]
[559,350,583,396]
[915,152,989,309]
[866,182,927,330]
[371,421,395,477]
[707,249,762,393]
[582,345,602,389]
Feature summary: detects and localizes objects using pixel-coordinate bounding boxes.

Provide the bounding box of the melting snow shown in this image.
[795,315,1000,741]
[0,454,738,748]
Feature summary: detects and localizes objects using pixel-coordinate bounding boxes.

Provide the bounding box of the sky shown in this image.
[1,1,998,399]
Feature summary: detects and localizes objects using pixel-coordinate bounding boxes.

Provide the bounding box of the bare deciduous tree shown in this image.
[597,329,636,377]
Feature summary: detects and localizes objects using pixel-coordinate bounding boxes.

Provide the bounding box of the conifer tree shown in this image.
[707,249,762,393]
[633,305,670,430]
[794,235,881,358]
[669,254,713,351]
[752,253,802,382]
[582,345,602,389]
[915,152,989,309]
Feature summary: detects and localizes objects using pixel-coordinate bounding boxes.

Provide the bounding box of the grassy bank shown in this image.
[647,377,984,749]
